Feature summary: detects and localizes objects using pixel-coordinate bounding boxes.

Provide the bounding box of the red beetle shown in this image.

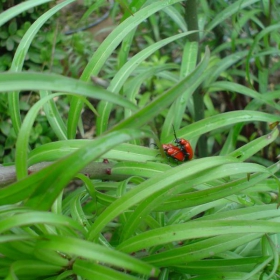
[172,125,193,161]
[162,143,186,162]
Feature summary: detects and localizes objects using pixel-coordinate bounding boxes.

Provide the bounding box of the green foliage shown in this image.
[0,0,99,162]
[0,0,280,279]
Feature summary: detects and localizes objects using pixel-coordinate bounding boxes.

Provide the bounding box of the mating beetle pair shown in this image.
[162,126,193,162]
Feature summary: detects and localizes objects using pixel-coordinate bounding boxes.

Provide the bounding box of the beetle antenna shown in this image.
[172,124,179,142]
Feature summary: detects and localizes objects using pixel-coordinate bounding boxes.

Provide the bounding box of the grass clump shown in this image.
[0,0,280,279]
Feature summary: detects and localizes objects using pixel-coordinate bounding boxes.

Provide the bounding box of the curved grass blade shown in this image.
[37,235,159,277]
[117,218,280,254]
[124,64,179,111]
[0,212,85,235]
[198,204,280,222]
[73,259,138,280]
[157,162,279,211]
[163,110,280,143]
[265,235,279,280]
[228,128,279,161]
[7,260,62,279]
[203,50,248,87]
[163,6,187,32]
[142,233,263,266]
[0,72,137,110]
[0,0,52,27]
[27,142,157,166]
[15,93,64,179]
[208,81,280,111]
[39,90,67,140]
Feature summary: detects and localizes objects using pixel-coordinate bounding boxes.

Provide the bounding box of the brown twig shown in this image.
[0,161,128,187]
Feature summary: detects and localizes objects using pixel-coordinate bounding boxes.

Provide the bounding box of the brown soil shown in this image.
[58,0,115,42]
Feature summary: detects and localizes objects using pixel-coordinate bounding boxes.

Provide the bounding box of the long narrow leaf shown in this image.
[0,0,52,27]
[0,73,137,111]
[37,235,159,277]
[117,218,280,253]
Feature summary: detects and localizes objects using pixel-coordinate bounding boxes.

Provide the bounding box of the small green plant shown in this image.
[0,0,280,279]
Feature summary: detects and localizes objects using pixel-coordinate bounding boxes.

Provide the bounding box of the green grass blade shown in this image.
[163,110,280,143]
[0,235,35,244]
[117,219,280,253]
[0,72,137,110]
[157,162,279,211]
[39,90,67,140]
[142,233,262,266]
[208,81,280,111]
[117,29,135,70]
[73,259,138,280]
[27,142,157,166]
[121,0,147,21]
[228,128,279,161]
[0,212,85,235]
[7,260,61,279]
[113,162,170,178]
[163,6,187,32]
[180,42,198,78]
[203,50,248,87]
[265,235,279,280]
[240,255,273,279]
[79,0,107,23]
[124,64,179,108]
[15,93,66,179]
[37,235,159,277]
[199,205,280,222]
[0,0,52,27]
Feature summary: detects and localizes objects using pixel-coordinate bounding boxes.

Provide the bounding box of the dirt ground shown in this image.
[58,0,115,42]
